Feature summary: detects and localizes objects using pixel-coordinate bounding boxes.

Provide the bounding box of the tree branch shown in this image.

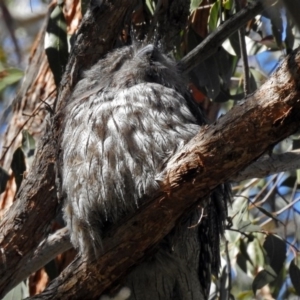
[27,47,300,299]
[16,148,300,287]
[179,0,265,74]
[3,227,72,293]
[232,150,300,182]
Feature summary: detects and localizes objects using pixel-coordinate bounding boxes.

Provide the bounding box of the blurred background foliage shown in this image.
[0,0,300,299]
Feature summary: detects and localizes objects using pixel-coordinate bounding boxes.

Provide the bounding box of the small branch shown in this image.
[235,0,251,96]
[231,150,300,182]
[179,0,265,74]
[225,240,232,297]
[5,150,300,287]
[6,228,72,291]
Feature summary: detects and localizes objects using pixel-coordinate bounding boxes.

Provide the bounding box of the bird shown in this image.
[61,44,230,299]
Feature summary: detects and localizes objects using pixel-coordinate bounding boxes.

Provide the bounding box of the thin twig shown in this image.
[0,89,56,163]
[225,240,232,299]
[231,150,300,182]
[235,0,251,96]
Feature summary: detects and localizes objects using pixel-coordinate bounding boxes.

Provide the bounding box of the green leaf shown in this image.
[21,130,36,168]
[2,280,29,299]
[238,290,254,299]
[208,1,220,32]
[22,130,35,158]
[10,148,26,192]
[263,234,286,274]
[297,169,300,185]
[236,252,247,274]
[238,238,254,271]
[289,259,300,295]
[0,167,9,194]
[146,0,154,14]
[0,68,23,92]
[228,31,241,57]
[238,220,261,232]
[223,0,233,10]
[190,0,203,11]
[252,269,276,294]
[45,2,69,87]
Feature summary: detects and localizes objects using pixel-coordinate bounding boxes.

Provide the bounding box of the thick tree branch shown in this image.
[232,150,300,182]
[14,148,300,289]
[27,48,300,300]
[15,146,300,285]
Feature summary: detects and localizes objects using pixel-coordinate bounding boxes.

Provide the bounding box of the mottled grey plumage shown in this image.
[61,44,229,299]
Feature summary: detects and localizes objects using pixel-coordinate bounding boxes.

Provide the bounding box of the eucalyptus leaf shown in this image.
[2,279,29,300]
[190,0,203,11]
[45,2,69,87]
[10,148,26,192]
[145,0,154,15]
[236,252,247,274]
[263,234,286,274]
[252,269,276,294]
[0,167,9,194]
[238,220,261,233]
[0,68,23,92]
[223,0,233,11]
[22,130,35,157]
[289,259,300,295]
[256,206,283,225]
[208,1,220,32]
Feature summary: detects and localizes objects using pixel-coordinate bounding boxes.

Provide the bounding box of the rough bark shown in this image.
[26,47,300,300]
